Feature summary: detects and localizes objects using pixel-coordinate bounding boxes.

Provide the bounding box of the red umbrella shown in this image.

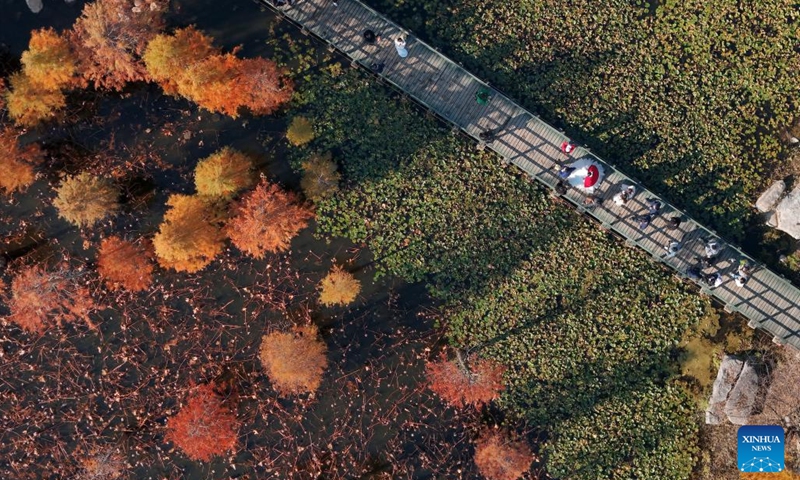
[584,165,599,188]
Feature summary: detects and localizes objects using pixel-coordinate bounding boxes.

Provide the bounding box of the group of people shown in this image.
[362,29,408,58]
[683,238,753,288]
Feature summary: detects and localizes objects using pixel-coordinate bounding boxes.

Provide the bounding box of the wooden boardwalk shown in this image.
[263,0,800,349]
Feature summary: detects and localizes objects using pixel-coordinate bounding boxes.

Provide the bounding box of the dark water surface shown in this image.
[0,1,477,478]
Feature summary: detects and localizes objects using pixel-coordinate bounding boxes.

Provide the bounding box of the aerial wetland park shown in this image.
[0,0,799,478]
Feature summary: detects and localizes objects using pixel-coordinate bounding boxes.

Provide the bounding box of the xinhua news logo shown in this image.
[738,425,785,473]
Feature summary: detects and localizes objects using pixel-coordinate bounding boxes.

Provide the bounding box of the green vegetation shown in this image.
[367,0,800,240]
[298,66,710,477]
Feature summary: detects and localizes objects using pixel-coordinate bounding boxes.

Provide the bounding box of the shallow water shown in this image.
[0,1,477,478]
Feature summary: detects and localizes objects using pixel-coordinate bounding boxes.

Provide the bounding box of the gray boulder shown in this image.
[724,360,760,425]
[774,185,800,239]
[756,180,786,213]
[26,0,43,12]
[705,356,761,425]
[706,356,744,424]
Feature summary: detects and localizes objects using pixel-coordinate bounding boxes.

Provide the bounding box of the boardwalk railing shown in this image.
[260,0,800,350]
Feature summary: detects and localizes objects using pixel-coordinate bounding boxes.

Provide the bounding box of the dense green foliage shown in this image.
[546,383,698,480]
[299,66,708,477]
[367,0,800,239]
[290,66,443,182]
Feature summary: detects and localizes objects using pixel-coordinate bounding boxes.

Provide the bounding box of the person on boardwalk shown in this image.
[731,260,752,287]
[363,30,381,45]
[706,272,723,288]
[634,213,652,230]
[558,165,576,179]
[554,181,568,195]
[583,195,601,208]
[646,198,661,216]
[667,216,682,230]
[394,36,408,58]
[685,263,702,280]
[663,240,681,259]
[613,184,636,206]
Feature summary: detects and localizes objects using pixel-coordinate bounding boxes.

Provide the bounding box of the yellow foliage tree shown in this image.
[5,72,66,127]
[300,151,340,202]
[194,147,254,198]
[286,116,315,146]
[259,325,328,395]
[21,28,77,91]
[53,172,119,227]
[0,127,44,194]
[152,194,225,273]
[143,26,216,95]
[319,265,361,306]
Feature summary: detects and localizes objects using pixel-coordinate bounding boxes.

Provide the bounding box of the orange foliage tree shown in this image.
[426,352,506,409]
[166,383,239,462]
[318,265,361,306]
[0,78,5,110]
[259,325,328,396]
[6,263,95,333]
[5,72,66,127]
[70,0,165,90]
[227,180,313,258]
[474,432,534,480]
[194,147,254,198]
[21,28,78,91]
[0,127,44,194]
[96,236,154,292]
[152,194,225,273]
[144,28,292,117]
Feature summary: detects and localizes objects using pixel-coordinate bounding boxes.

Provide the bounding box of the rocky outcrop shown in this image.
[756,180,786,213]
[706,356,761,425]
[757,181,800,239]
[774,186,800,239]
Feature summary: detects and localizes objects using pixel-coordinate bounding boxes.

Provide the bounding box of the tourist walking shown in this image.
[613,184,636,206]
[667,216,682,230]
[394,36,408,58]
[664,240,681,259]
[646,198,661,216]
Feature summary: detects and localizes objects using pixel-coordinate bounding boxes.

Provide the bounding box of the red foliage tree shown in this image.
[0,127,45,194]
[96,236,154,292]
[5,263,96,333]
[234,57,294,115]
[426,352,506,409]
[227,180,314,258]
[474,432,535,480]
[166,383,239,462]
[70,0,165,90]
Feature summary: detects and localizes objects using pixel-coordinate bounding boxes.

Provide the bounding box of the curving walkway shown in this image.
[261,0,800,349]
